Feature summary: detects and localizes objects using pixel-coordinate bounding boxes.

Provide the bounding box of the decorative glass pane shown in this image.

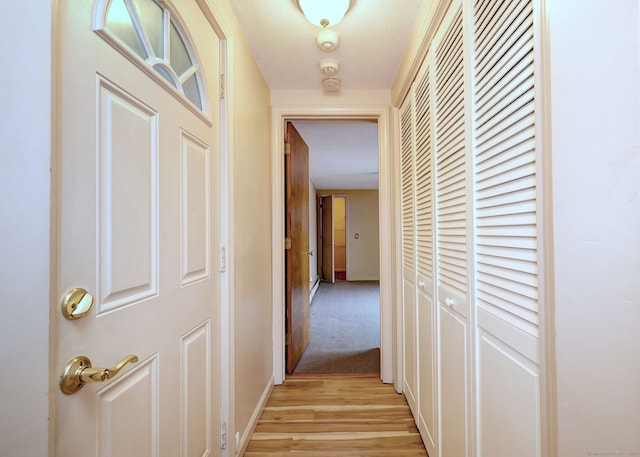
[100,0,207,114]
[133,0,164,58]
[183,74,202,109]
[170,22,192,77]
[153,64,177,88]
[106,0,147,59]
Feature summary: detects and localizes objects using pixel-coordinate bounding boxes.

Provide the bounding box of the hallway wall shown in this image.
[214,0,275,450]
[0,2,52,456]
[549,0,640,453]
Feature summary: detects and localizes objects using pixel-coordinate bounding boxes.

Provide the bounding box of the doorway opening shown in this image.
[285,120,381,375]
[271,106,394,385]
[332,196,347,281]
[318,194,348,282]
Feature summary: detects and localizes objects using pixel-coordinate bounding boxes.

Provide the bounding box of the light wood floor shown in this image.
[243,377,429,456]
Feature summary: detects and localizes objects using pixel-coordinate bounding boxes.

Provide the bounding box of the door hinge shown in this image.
[285,142,291,155]
[284,237,292,250]
[220,422,227,449]
[220,246,226,272]
[219,74,226,99]
[285,333,292,345]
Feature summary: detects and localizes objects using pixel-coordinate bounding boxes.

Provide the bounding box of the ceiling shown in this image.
[292,120,378,190]
[228,0,424,189]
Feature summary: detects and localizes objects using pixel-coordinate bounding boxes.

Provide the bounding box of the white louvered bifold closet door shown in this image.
[399,94,418,417]
[436,7,469,307]
[434,5,471,457]
[413,56,438,457]
[473,0,541,455]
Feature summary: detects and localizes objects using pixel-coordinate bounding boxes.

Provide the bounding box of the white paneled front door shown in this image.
[55,1,221,456]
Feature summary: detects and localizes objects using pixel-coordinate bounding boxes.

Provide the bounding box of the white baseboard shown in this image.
[309,276,320,303]
[235,376,274,456]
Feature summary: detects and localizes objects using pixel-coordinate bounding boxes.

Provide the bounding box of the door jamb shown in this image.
[271,106,394,384]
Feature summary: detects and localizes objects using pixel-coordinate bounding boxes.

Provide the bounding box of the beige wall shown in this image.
[333,197,347,271]
[218,0,274,449]
[0,2,52,456]
[549,0,640,453]
[319,190,380,281]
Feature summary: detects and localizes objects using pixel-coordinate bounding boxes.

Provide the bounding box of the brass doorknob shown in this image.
[60,354,139,394]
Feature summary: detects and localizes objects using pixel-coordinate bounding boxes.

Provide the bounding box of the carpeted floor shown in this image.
[293,280,380,374]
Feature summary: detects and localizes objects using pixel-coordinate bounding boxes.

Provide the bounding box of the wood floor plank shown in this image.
[243,377,429,456]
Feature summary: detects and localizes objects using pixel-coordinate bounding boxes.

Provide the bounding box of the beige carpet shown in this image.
[293,281,380,374]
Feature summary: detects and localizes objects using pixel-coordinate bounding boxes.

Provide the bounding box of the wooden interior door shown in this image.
[319,195,335,283]
[285,122,310,374]
[56,2,221,455]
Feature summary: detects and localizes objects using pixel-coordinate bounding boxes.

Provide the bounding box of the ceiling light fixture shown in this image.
[296,0,353,28]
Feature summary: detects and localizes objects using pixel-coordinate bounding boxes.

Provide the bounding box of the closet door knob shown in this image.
[445,297,455,307]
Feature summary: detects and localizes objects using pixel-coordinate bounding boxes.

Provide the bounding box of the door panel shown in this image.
[417,288,436,456]
[402,276,417,416]
[439,306,469,457]
[97,356,159,457]
[56,1,220,456]
[320,195,334,282]
[98,79,158,312]
[478,332,540,457]
[285,122,310,373]
[434,5,470,457]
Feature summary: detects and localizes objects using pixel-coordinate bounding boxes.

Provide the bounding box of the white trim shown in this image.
[534,0,557,454]
[462,0,478,454]
[271,105,394,384]
[193,2,234,456]
[219,37,235,457]
[391,106,404,393]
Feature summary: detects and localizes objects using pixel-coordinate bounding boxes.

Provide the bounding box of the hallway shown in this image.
[244,377,428,456]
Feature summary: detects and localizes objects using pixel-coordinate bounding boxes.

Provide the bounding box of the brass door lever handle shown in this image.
[60,354,139,394]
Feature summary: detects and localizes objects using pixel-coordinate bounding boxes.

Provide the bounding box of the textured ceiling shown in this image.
[229,0,423,189]
[292,120,378,190]
[229,0,423,91]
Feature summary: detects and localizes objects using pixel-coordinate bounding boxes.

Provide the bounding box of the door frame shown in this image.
[271,106,395,384]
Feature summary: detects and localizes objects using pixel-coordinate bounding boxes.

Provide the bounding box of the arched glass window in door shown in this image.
[95,0,206,112]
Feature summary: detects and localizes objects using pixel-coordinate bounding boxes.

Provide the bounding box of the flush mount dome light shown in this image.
[297,0,353,28]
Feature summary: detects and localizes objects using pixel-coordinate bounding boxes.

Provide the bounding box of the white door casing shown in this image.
[399,93,418,418]
[271,106,393,385]
[55,1,221,456]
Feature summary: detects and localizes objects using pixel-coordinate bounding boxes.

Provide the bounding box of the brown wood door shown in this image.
[319,195,335,283]
[285,122,310,374]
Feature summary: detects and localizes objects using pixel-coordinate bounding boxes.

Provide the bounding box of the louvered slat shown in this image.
[474,0,538,338]
[400,96,415,272]
[414,61,434,283]
[435,9,466,299]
